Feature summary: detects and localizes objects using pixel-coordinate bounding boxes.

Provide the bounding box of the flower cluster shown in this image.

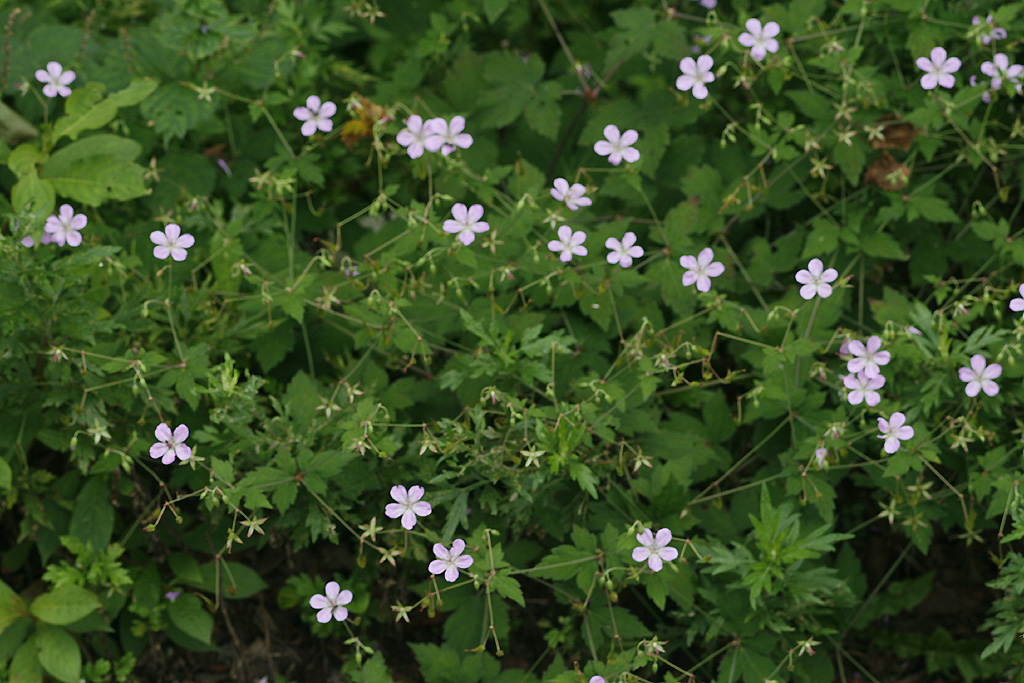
[396,114,473,158]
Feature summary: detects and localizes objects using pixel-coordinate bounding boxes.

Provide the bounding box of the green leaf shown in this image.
[30,585,100,625]
[482,0,512,23]
[0,456,12,491]
[193,561,268,600]
[69,476,114,551]
[40,135,148,206]
[0,578,27,632]
[35,624,80,683]
[10,640,42,683]
[167,593,213,644]
[140,83,216,141]
[11,170,55,224]
[907,195,959,223]
[51,78,158,142]
[490,573,525,607]
[523,81,562,140]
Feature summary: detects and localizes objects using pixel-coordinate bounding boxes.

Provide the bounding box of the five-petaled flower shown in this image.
[796,258,838,300]
[980,54,1024,93]
[916,47,961,90]
[677,55,715,100]
[396,115,435,159]
[843,371,885,406]
[44,204,87,247]
[293,96,337,137]
[1010,284,1024,317]
[594,125,640,166]
[632,527,679,572]
[550,178,592,210]
[877,412,914,454]
[605,231,644,268]
[548,225,588,262]
[959,354,1002,397]
[150,224,196,261]
[679,247,724,292]
[309,581,353,623]
[424,115,473,156]
[846,336,890,378]
[738,18,781,61]
[149,423,192,464]
[35,61,76,98]
[442,203,490,245]
[385,485,432,529]
[428,538,474,582]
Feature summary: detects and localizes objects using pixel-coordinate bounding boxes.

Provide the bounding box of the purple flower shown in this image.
[605,231,644,268]
[396,115,436,159]
[424,116,473,156]
[442,203,490,245]
[632,527,679,572]
[980,54,1024,92]
[846,335,890,378]
[679,247,724,292]
[428,539,474,582]
[594,125,640,165]
[677,55,715,100]
[814,448,828,469]
[165,591,181,602]
[35,61,76,98]
[44,204,87,247]
[959,354,1002,397]
[293,96,337,137]
[795,258,838,300]
[550,178,592,210]
[149,423,192,464]
[1010,284,1024,317]
[309,581,352,623]
[843,371,884,406]
[738,18,781,61]
[384,485,432,530]
[548,225,588,262]
[916,47,960,90]
[150,224,195,261]
[973,15,1007,45]
[877,412,913,454]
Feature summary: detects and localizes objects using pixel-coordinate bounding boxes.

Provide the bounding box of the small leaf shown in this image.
[490,573,525,607]
[167,593,213,644]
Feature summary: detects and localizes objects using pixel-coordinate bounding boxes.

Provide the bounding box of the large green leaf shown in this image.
[35,624,81,683]
[29,585,100,626]
[40,135,148,206]
[0,578,27,632]
[50,78,158,142]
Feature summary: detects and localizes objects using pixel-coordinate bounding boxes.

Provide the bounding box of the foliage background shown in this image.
[2,0,1024,681]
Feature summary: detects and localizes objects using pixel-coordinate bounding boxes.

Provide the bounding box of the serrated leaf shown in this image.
[490,572,525,607]
[140,83,216,141]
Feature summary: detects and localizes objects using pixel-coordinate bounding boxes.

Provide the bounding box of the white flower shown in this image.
[384,485,432,530]
[149,423,192,464]
[594,124,640,166]
[795,258,838,300]
[396,115,436,159]
[1010,284,1024,317]
[442,203,490,245]
[959,354,1002,397]
[843,371,884,406]
[293,96,337,137]
[737,18,781,61]
[550,178,592,210]
[44,204,87,247]
[877,412,913,454]
[915,47,961,90]
[424,115,473,156]
[846,335,890,378]
[35,61,76,98]
[677,55,715,100]
[428,539,474,582]
[309,581,352,623]
[632,527,679,572]
[679,247,724,292]
[605,231,644,268]
[150,224,195,261]
[548,225,588,262]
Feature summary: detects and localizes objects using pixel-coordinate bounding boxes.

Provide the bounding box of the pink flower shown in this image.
[877,412,913,454]
[632,527,679,572]
[795,258,838,300]
[738,18,780,61]
[150,224,195,261]
[973,15,1007,45]
[814,448,828,469]
[35,61,75,98]
[385,485,432,529]
[293,96,337,137]
[550,178,592,210]
[428,539,473,582]
[980,54,1024,92]
[309,581,352,623]
[149,423,192,464]
[916,47,960,90]
[548,225,588,262]
[594,125,640,165]
[959,354,1002,397]
[424,115,473,155]
[44,204,87,247]
[605,231,644,268]
[1010,284,1024,317]
[396,114,436,159]
[846,335,890,378]
[677,55,715,100]
[843,371,884,406]
[442,203,490,245]
[679,247,724,292]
